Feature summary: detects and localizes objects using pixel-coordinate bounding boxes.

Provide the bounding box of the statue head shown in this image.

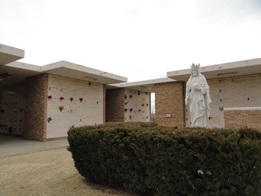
[190,63,200,77]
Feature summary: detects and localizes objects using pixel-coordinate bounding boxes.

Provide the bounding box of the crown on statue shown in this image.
[190,63,200,71]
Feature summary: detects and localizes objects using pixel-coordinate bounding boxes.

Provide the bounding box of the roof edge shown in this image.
[167,57,261,81]
[41,60,127,83]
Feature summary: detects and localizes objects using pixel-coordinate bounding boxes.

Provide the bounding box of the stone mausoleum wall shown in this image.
[124,89,151,122]
[0,82,26,136]
[106,88,151,123]
[46,74,104,139]
[0,74,48,141]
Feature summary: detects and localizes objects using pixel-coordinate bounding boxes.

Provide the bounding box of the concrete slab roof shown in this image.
[167,58,261,81]
[0,43,127,86]
[0,60,127,87]
[107,78,175,92]
[0,44,24,65]
[41,61,127,84]
[0,62,41,86]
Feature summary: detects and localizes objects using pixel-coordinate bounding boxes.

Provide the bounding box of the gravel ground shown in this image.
[0,148,138,196]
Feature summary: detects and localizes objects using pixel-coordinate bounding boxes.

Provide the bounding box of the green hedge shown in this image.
[67,123,261,196]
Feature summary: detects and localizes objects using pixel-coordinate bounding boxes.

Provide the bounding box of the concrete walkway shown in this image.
[0,135,69,157]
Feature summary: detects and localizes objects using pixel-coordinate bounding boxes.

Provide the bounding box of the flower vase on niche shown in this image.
[60,97,64,101]
[59,106,64,112]
[79,98,83,102]
[70,97,73,102]
[48,117,52,122]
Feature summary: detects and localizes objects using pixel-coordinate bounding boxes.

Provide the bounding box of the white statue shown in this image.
[185,63,212,128]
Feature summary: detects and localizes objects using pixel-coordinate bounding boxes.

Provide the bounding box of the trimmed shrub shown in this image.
[68,123,261,196]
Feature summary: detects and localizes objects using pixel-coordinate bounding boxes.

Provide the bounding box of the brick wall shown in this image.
[154,82,185,128]
[24,74,48,141]
[106,88,125,122]
[103,84,106,124]
[224,107,261,132]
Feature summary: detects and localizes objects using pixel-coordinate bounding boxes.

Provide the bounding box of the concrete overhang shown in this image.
[41,61,127,84]
[0,44,24,65]
[167,58,261,81]
[0,60,127,87]
[0,62,41,86]
[0,44,127,86]
[107,78,176,92]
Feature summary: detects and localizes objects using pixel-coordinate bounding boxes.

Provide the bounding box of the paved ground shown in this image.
[0,135,68,157]
[0,135,137,195]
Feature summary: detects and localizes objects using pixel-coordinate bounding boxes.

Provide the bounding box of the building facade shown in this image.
[106,88,151,123]
[0,44,127,141]
[167,59,261,130]
[1,44,261,141]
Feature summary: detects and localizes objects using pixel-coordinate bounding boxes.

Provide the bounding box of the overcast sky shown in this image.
[1,0,261,82]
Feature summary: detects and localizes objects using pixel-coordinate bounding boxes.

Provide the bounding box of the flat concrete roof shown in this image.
[0,60,127,87]
[167,58,261,81]
[107,78,175,92]
[0,43,127,86]
[41,61,127,84]
[0,62,41,86]
[0,44,24,65]
[2,43,261,88]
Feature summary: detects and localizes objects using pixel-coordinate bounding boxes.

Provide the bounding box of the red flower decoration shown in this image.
[47,95,52,100]
[60,97,64,101]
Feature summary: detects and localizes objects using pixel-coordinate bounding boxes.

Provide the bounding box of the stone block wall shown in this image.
[0,82,26,136]
[24,74,48,141]
[124,89,150,122]
[106,88,151,123]
[46,75,104,139]
[224,107,261,132]
[154,82,185,128]
[106,88,125,122]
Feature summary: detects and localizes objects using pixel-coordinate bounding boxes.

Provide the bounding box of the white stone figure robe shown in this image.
[185,73,212,128]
